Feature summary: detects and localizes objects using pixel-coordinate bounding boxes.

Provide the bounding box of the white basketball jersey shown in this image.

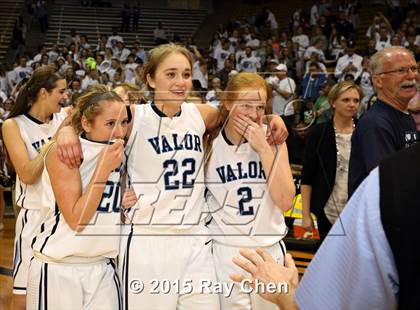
[125,102,206,232]
[206,129,288,247]
[13,109,68,210]
[32,136,121,260]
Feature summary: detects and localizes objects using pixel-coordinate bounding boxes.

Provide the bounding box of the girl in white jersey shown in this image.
[55,44,289,310]
[205,72,295,309]
[26,85,128,309]
[2,65,69,310]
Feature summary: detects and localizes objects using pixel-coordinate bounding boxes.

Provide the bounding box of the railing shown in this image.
[56,6,64,45]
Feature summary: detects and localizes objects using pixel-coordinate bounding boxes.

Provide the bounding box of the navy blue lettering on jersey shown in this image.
[147,133,202,155]
[32,137,52,153]
[216,161,266,184]
[97,180,121,213]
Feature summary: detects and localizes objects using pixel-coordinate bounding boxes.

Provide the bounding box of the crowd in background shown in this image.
[0,0,420,232]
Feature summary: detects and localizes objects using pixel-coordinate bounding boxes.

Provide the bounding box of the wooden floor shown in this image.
[0,218,15,310]
[0,216,314,310]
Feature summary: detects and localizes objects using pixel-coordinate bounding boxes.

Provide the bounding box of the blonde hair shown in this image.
[71,84,123,134]
[143,44,193,91]
[328,81,363,105]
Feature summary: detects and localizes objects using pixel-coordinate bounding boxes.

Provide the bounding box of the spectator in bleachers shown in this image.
[192,55,208,91]
[112,67,125,87]
[13,55,32,86]
[228,30,240,50]
[318,15,331,39]
[375,26,392,50]
[153,21,169,45]
[95,35,108,53]
[265,7,279,36]
[113,40,131,62]
[237,46,261,72]
[11,16,27,63]
[335,41,363,81]
[0,67,8,96]
[33,44,47,63]
[360,38,378,58]
[99,71,112,87]
[328,27,346,60]
[266,63,296,116]
[132,40,148,64]
[304,52,327,74]
[68,78,82,96]
[313,80,334,124]
[64,29,79,48]
[106,58,121,81]
[215,58,233,89]
[95,53,106,72]
[64,67,75,84]
[301,62,327,104]
[246,33,261,49]
[311,26,328,53]
[35,0,48,33]
[48,44,59,63]
[205,77,222,108]
[292,26,310,66]
[357,57,374,116]
[335,11,355,40]
[124,53,138,83]
[104,47,114,62]
[234,40,247,65]
[213,39,232,71]
[310,1,320,27]
[79,34,91,51]
[366,12,392,40]
[120,3,131,32]
[348,5,360,30]
[40,54,49,67]
[131,2,140,32]
[107,28,124,49]
[81,68,100,90]
[304,39,326,72]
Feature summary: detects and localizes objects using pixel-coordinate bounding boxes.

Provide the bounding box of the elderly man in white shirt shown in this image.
[334,42,363,81]
[266,63,296,115]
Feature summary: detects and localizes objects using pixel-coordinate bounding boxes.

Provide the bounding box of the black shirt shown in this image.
[348,100,418,197]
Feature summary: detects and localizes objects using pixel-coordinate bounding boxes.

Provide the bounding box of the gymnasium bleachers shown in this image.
[0,0,24,63]
[45,0,208,50]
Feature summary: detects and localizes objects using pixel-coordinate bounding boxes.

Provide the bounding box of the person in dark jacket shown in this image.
[301,81,362,240]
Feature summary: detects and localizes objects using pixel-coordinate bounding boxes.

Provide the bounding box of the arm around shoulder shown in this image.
[2,118,47,184]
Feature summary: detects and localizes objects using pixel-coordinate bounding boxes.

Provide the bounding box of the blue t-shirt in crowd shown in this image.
[348,100,418,197]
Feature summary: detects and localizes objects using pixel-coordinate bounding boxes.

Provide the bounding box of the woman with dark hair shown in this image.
[301,81,362,241]
[2,65,69,310]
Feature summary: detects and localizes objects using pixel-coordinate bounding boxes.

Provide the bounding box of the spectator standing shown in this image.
[348,47,419,197]
[132,2,140,32]
[35,0,48,33]
[266,63,296,116]
[301,81,361,241]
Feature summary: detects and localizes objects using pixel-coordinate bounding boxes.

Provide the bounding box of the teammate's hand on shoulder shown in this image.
[122,188,138,209]
[100,139,125,172]
[56,126,82,169]
[266,115,288,145]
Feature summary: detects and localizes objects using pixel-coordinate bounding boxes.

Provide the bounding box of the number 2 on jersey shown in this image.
[163,158,196,190]
[237,187,254,215]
